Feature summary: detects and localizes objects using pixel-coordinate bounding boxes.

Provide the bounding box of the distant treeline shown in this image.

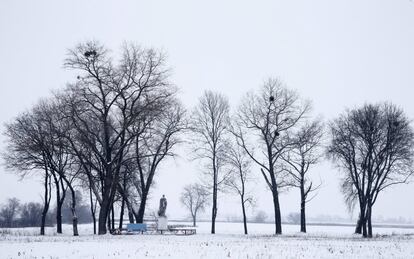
[0,192,92,228]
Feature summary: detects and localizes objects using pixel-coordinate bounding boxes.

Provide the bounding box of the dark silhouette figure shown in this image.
[158,195,167,217]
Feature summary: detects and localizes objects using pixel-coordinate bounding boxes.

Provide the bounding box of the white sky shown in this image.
[1,0,414,221]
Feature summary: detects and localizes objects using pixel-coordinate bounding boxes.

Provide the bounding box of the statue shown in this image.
[157,195,168,232]
[158,194,167,217]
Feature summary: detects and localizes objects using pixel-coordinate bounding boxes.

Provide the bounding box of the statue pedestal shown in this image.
[157,216,168,231]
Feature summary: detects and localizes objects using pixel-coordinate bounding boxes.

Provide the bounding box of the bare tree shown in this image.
[232,78,310,234]
[62,41,172,234]
[226,143,254,234]
[282,119,323,233]
[32,100,80,236]
[180,183,209,227]
[2,41,175,235]
[0,198,20,228]
[132,100,186,223]
[3,106,53,235]
[327,103,414,238]
[190,90,231,234]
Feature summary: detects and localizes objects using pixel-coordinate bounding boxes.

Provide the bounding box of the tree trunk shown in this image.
[111,204,115,231]
[40,172,51,236]
[271,188,282,235]
[98,195,111,235]
[192,212,196,227]
[362,216,368,238]
[67,184,79,236]
[98,150,115,235]
[241,197,248,235]
[356,201,367,236]
[210,150,219,234]
[361,195,368,238]
[300,183,306,233]
[124,199,135,223]
[267,151,282,235]
[367,200,373,238]
[128,210,135,224]
[56,200,63,233]
[355,212,363,234]
[98,172,119,235]
[89,185,96,234]
[211,184,217,234]
[119,198,125,229]
[107,211,111,232]
[54,177,63,234]
[137,191,148,223]
[92,212,97,235]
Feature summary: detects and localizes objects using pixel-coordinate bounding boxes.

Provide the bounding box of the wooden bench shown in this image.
[126,223,147,234]
[169,227,196,235]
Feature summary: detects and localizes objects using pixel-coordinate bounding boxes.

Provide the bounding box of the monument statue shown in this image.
[158,194,167,217]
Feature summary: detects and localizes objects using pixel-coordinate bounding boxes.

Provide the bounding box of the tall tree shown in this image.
[180,183,209,227]
[62,41,172,234]
[327,103,414,238]
[282,119,323,233]
[3,105,54,235]
[33,101,79,235]
[190,90,230,234]
[232,78,310,234]
[133,100,186,222]
[226,143,254,234]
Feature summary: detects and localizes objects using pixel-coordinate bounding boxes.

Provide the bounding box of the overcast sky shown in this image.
[1,0,414,221]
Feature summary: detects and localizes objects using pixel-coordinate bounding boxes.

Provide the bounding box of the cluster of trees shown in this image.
[3,41,413,239]
[327,103,414,237]
[182,80,324,235]
[0,195,91,228]
[3,41,186,235]
[180,82,414,238]
[0,198,25,228]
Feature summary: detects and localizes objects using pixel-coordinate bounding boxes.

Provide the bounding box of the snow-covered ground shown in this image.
[1,222,414,258]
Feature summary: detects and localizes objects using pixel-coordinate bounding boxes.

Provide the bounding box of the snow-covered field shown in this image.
[1,222,414,259]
